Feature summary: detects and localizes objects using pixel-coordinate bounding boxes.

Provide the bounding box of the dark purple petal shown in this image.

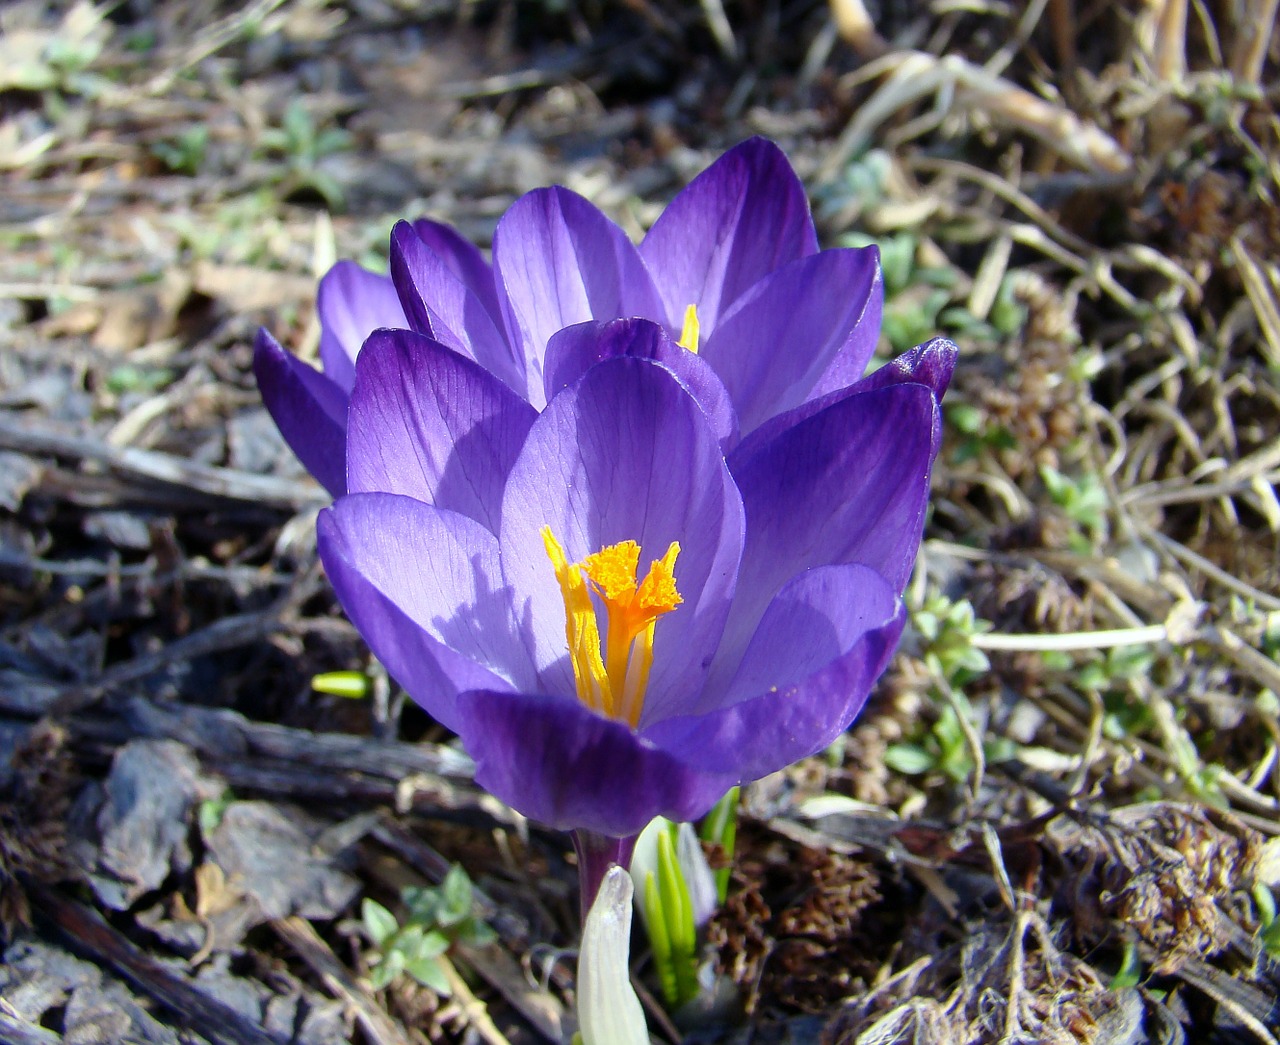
[701,247,881,434]
[317,494,538,731]
[389,222,523,391]
[346,329,537,532]
[543,319,738,448]
[317,261,407,393]
[731,337,958,464]
[456,688,734,836]
[253,329,349,497]
[713,383,938,681]
[491,187,665,405]
[802,247,884,400]
[411,217,504,326]
[639,138,819,333]
[644,565,903,779]
[842,335,958,400]
[499,358,744,722]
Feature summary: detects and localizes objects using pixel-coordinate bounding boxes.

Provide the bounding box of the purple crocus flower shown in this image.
[315,321,954,904]
[255,139,883,494]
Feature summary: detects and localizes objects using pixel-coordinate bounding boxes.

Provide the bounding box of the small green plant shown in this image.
[197,789,235,836]
[152,126,210,176]
[3,2,110,96]
[913,593,991,685]
[885,595,1005,782]
[168,190,282,264]
[1040,465,1109,551]
[361,865,496,994]
[885,689,1017,783]
[105,364,174,396]
[946,400,1017,464]
[258,100,351,209]
[1253,884,1280,958]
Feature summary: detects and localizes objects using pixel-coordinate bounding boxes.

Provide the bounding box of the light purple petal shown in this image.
[639,138,819,333]
[411,217,504,327]
[389,221,523,391]
[455,688,733,836]
[253,329,349,497]
[491,187,665,406]
[346,329,536,533]
[317,494,538,730]
[701,246,881,434]
[712,383,938,687]
[543,319,738,448]
[645,565,903,779]
[317,261,407,393]
[499,358,744,723]
[731,337,958,465]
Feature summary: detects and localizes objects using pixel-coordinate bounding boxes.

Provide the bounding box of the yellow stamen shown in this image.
[677,303,701,354]
[541,527,612,715]
[542,528,683,727]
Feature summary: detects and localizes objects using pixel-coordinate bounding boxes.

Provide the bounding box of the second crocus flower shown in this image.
[256,138,884,494]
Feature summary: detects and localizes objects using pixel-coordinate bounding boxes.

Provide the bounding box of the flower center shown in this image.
[678,304,700,353]
[540,527,682,727]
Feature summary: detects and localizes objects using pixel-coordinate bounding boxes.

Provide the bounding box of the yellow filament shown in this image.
[542,528,682,727]
[677,303,701,354]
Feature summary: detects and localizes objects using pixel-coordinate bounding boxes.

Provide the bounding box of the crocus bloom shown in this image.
[316,321,954,902]
[255,138,883,494]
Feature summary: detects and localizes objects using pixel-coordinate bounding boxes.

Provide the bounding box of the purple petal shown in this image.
[455,688,734,836]
[253,329,349,497]
[731,337,958,464]
[317,494,538,730]
[639,138,819,333]
[701,247,881,434]
[411,217,504,327]
[644,565,904,779]
[842,335,958,400]
[713,383,939,685]
[346,329,537,532]
[543,319,738,448]
[492,187,665,405]
[317,261,407,393]
[389,221,523,391]
[800,247,884,400]
[499,358,744,723]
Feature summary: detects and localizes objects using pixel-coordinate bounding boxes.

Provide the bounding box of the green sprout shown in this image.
[152,126,210,176]
[1109,936,1143,989]
[640,824,700,1007]
[197,789,235,837]
[1253,884,1280,958]
[311,670,371,699]
[258,100,352,210]
[698,786,739,903]
[361,865,495,994]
